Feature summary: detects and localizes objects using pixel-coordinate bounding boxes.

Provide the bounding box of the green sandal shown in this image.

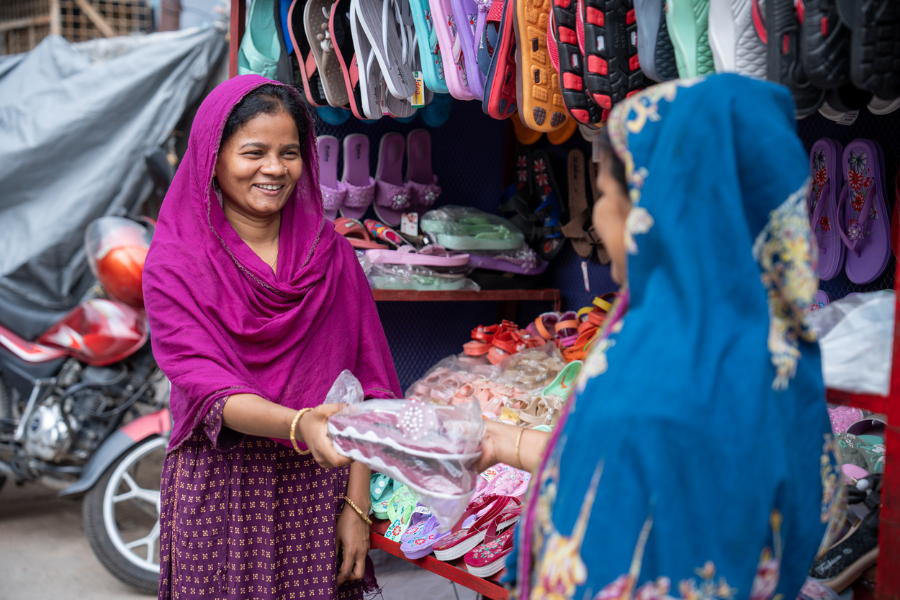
[542,360,583,404]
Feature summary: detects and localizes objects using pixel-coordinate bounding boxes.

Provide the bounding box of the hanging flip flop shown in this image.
[306,0,350,107]
[409,0,450,93]
[373,133,412,227]
[452,0,487,99]
[801,0,851,89]
[383,8,428,118]
[635,0,678,81]
[355,0,418,100]
[239,0,282,78]
[318,135,346,221]
[581,0,646,114]
[707,0,766,78]
[850,0,900,101]
[330,0,367,119]
[837,139,892,285]
[548,0,602,125]
[512,116,543,144]
[350,0,384,119]
[514,0,568,131]
[406,129,442,214]
[666,0,714,78]
[561,149,593,259]
[809,138,846,281]
[433,0,477,100]
[289,0,329,106]
[765,0,825,117]
[546,115,577,144]
[340,133,377,220]
[531,150,567,260]
[273,0,297,82]
[481,0,519,119]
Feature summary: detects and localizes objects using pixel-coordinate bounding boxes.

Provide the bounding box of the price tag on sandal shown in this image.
[401,212,419,236]
[411,71,425,108]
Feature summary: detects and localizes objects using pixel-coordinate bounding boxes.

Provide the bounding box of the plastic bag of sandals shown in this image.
[405,355,498,404]
[494,344,567,393]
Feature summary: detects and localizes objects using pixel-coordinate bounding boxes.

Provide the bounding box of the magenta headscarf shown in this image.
[143,75,401,452]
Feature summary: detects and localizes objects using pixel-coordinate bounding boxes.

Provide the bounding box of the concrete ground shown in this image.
[0,483,477,600]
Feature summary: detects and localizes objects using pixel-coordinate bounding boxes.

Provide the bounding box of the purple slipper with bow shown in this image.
[317,135,346,221]
[400,506,451,559]
[838,139,892,285]
[406,129,442,216]
[808,138,845,281]
[373,132,412,227]
[340,133,377,221]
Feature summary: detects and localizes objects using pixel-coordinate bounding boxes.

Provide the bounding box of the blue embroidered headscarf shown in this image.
[510,75,842,600]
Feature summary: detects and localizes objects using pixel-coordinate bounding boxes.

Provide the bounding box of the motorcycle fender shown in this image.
[58,408,171,498]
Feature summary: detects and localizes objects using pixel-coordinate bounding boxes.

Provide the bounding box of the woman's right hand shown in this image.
[298,404,352,469]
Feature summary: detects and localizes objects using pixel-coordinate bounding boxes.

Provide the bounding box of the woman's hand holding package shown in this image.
[475,420,550,474]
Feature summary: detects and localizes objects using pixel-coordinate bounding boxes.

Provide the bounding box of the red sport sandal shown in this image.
[482,0,520,119]
[549,0,603,125]
[580,0,645,115]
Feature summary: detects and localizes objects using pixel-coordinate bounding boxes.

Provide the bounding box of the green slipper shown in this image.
[371,473,396,520]
[665,0,714,78]
[238,0,281,78]
[542,360,583,404]
[384,485,416,541]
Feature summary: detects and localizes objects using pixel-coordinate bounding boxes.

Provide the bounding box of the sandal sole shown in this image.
[766,0,825,116]
[484,0,520,119]
[514,0,569,131]
[306,0,351,107]
[708,0,766,78]
[581,0,646,113]
[551,0,603,124]
[802,0,851,89]
[289,0,329,107]
[635,0,678,81]
[666,0,714,78]
[850,0,900,100]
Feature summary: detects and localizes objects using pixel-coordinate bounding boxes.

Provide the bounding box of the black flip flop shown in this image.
[766,0,825,117]
[801,0,851,90]
[850,0,900,101]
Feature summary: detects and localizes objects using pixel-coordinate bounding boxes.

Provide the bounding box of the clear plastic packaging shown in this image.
[405,355,498,403]
[495,344,567,393]
[367,263,480,291]
[807,290,894,396]
[421,206,525,251]
[326,372,485,530]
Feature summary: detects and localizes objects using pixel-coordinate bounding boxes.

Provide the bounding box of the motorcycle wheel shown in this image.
[83,435,166,594]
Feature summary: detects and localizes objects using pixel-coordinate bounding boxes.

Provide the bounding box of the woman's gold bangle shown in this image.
[290,408,313,455]
[343,496,372,526]
[515,428,525,470]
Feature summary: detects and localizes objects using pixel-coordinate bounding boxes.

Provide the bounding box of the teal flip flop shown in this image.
[238,0,282,78]
[542,360,583,403]
[665,0,714,78]
[384,485,417,541]
[408,0,450,93]
[371,473,396,520]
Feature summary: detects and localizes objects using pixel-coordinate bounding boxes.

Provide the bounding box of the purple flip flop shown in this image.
[317,135,345,221]
[373,133,412,227]
[406,129,442,215]
[400,509,451,559]
[809,138,845,281]
[838,139,892,285]
[810,290,832,313]
[339,133,376,221]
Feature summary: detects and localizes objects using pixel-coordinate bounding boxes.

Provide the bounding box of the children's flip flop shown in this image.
[354,0,418,100]
[289,0,329,106]
[318,135,346,221]
[850,0,900,101]
[837,139,892,285]
[331,0,367,119]
[514,0,568,131]
[400,509,450,559]
[365,219,408,247]
[666,0,714,78]
[406,129,442,214]
[334,217,389,249]
[340,133,377,220]
[707,0,766,78]
[350,0,384,119]
[482,0,519,120]
[635,0,678,81]
[239,0,282,79]
[384,486,417,541]
[581,0,646,113]
[452,0,487,99]
[373,133,412,227]
[810,289,832,313]
[409,0,450,93]
[561,149,593,259]
[809,138,846,281]
[305,0,350,107]
[433,0,476,100]
[765,0,824,117]
[801,0,851,90]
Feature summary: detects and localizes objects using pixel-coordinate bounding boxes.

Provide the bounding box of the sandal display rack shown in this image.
[230,2,897,597]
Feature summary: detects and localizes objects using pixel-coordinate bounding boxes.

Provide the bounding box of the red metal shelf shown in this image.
[372,288,561,311]
[370,520,508,600]
[826,388,888,415]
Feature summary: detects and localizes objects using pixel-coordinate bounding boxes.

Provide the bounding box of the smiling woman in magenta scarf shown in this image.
[144,75,400,599]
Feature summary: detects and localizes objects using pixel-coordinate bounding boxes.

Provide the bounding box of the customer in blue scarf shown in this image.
[476,74,843,600]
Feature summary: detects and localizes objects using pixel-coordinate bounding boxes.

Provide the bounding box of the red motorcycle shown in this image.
[0,216,168,593]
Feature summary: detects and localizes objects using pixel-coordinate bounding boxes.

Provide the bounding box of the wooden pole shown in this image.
[49,0,61,36]
[73,0,116,38]
[229,0,246,78]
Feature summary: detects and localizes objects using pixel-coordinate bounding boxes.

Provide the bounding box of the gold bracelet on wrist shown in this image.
[290,408,313,455]
[515,428,525,470]
[343,496,372,526]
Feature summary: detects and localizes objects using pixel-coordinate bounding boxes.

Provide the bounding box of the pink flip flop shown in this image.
[373,133,412,227]
[464,518,517,577]
[318,135,345,221]
[837,139,892,285]
[406,129,442,215]
[340,133,377,221]
[809,138,845,281]
[432,495,521,561]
